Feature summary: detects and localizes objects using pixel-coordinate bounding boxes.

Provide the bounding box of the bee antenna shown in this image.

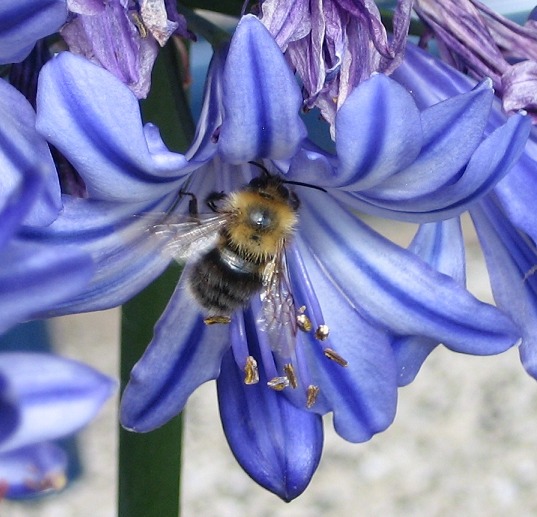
[248,161,328,193]
[282,179,328,193]
[248,161,271,177]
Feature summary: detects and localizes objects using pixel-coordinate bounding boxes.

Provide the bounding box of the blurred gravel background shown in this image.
[3,216,537,517]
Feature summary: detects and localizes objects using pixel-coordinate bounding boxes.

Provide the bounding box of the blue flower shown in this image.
[0,0,190,97]
[26,15,529,499]
[0,76,94,334]
[392,42,537,384]
[0,352,114,498]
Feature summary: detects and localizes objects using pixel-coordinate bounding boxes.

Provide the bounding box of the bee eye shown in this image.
[249,208,272,229]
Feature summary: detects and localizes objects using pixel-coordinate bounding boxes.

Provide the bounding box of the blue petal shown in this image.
[217,346,323,501]
[0,373,19,444]
[0,0,67,64]
[392,219,466,386]
[0,241,94,334]
[298,189,520,354]
[23,194,175,315]
[334,73,422,190]
[36,52,192,202]
[287,242,398,442]
[363,79,494,200]
[218,14,307,163]
[471,198,537,379]
[0,79,61,227]
[0,352,114,453]
[120,280,230,432]
[0,442,67,499]
[495,132,537,245]
[350,111,530,221]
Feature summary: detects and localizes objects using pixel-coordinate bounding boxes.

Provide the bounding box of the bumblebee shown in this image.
[149,168,306,325]
[146,166,348,403]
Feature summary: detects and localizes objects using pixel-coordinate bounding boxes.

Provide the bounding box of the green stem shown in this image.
[118,40,195,517]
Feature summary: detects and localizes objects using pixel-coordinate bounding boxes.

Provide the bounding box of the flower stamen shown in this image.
[306,385,320,408]
[324,348,348,367]
[244,355,259,384]
[267,376,290,390]
[284,363,298,388]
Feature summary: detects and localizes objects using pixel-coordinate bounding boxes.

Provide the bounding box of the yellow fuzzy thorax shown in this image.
[224,189,298,262]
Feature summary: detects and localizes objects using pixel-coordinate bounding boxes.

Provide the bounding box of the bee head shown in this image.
[247,175,300,211]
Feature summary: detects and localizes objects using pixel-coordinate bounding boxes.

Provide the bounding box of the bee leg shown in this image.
[177,190,200,217]
[205,191,227,213]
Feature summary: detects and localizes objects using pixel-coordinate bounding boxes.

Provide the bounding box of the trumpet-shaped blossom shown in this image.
[0,0,190,98]
[25,16,529,499]
[62,0,192,98]
[259,0,414,130]
[392,42,537,383]
[0,75,94,335]
[0,352,114,498]
[414,0,537,121]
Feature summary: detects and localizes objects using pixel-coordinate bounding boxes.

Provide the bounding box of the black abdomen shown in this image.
[189,248,262,314]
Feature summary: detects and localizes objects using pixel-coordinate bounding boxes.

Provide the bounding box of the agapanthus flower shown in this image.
[0,74,94,334]
[258,0,414,130]
[392,41,537,384]
[25,16,529,499]
[62,0,192,98]
[0,352,114,498]
[414,0,537,121]
[0,0,191,98]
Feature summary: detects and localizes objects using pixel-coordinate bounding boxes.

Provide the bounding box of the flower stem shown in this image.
[118,40,195,517]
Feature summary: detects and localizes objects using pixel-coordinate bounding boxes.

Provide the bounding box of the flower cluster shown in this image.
[1,0,536,505]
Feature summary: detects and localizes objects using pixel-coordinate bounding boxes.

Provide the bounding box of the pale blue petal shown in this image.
[471,198,537,379]
[217,347,323,501]
[0,1,67,64]
[0,79,61,227]
[120,280,230,432]
[36,52,192,202]
[0,352,114,453]
[298,190,520,354]
[392,219,466,386]
[0,443,67,499]
[288,241,398,442]
[0,241,94,334]
[218,15,307,163]
[334,73,422,190]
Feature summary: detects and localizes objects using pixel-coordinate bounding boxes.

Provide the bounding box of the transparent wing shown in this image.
[147,212,228,262]
[257,249,298,359]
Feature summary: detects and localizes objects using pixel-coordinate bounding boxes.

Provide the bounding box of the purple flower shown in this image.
[0,76,94,334]
[392,42,537,383]
[0,0,191,97]
[27,16,529,499]
[0,352,114,498]
[259,0,413,130]
[414,0,537,122]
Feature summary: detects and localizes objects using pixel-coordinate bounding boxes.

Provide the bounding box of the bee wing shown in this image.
[146,213,228,263]
[257,249,298,358]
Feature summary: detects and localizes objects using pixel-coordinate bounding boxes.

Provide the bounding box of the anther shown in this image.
[204,315,232,325]
[244,356,259,385]
[267,376,290,391]
[296,308,313,333]
[284,364,298,389]
[306,385,320,408]
[315,324,330,340]
[324,348,348,367]
[131,12,148,38]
